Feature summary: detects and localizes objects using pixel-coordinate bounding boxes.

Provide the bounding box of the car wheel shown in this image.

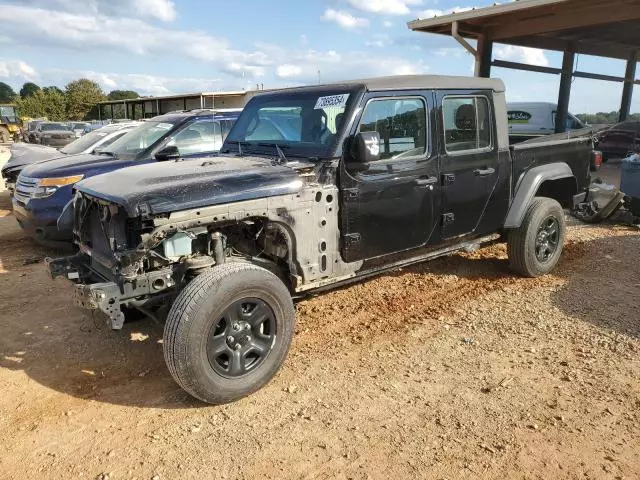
[163,262,295,404]
[507,197,566,278]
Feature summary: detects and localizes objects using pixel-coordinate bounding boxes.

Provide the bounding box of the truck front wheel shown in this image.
[507,197,566,277]
[163,262,295,404]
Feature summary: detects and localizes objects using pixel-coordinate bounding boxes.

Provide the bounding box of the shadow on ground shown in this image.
[551,233,640,339]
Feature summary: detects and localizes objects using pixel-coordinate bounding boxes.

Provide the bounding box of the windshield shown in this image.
[41,123,71,131]
[60,129,114,154]
[0,106,17,120]
[102,121,175,158]
[224,89,358,158]
[72,123,88,130]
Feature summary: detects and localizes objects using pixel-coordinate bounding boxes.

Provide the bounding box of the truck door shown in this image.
[437,92,500,238]
[339,92,440,262]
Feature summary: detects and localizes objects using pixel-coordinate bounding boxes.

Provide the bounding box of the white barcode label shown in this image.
[314,94,349,110]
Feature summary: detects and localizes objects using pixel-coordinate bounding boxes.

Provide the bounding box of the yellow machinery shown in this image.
[0,104,21,142]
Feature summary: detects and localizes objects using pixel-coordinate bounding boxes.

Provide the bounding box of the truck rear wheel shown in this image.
[507,197,566,277]
[163,262,295,404]
[0,127,10,143]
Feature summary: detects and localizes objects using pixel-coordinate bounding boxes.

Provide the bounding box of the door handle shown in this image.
[415,176,438,186]
[474,167,496,177]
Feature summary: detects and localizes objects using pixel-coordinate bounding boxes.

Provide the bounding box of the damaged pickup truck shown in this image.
[47,75,591,404]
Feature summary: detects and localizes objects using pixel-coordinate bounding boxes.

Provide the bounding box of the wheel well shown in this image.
[535,177,577,209]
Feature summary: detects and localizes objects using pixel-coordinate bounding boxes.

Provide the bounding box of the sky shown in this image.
[0,0,636,114]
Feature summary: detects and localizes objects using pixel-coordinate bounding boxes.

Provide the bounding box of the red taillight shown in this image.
[593,151,602,168]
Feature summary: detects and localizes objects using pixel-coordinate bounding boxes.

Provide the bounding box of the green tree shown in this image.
[19,82,41,98]
[15,88,66,121]
[0,82,16,103]
[65,78,106,120]
[43,85,64,96]
[107,90,140,100]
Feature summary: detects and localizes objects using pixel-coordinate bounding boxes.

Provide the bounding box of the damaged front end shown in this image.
[46,189,295,329]
[46,193,185,328]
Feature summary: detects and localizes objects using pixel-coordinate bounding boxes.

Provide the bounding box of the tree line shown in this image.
[0,80,139,121]
[575,111,640,125]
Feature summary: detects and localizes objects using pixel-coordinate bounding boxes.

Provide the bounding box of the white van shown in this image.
[507,102,585,140]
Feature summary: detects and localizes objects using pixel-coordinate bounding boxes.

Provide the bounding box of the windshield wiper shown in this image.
[222,140,250,156]
[257,143,289,165]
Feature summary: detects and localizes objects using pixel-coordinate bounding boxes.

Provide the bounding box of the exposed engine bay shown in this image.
[47,181,361,329]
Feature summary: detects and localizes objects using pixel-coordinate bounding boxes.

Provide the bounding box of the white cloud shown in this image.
[495,45,549,67]
[346,0,423,16]
[365,34,390,48]
[276,64,304,79]
[0,4,431,94]
[434,47,466,58]
[321,8,369,30]
[23,0,177,22]
[133,0,176,22]
[417,6,475,18]
[0,59,40,82]
[0,5,267,79]
[383,20,394,28]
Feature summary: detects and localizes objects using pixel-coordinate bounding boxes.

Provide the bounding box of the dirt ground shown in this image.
[0,161,639,480]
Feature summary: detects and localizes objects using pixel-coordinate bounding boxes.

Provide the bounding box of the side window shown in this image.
[359,98,427,160]
[443,96,492,153]
[169,118,223,155]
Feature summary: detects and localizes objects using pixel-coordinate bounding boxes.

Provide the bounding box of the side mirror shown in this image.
[155,145,180,161]
[349,131,380,165]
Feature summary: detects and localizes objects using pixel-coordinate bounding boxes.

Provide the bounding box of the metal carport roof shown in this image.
[407,0,640,128]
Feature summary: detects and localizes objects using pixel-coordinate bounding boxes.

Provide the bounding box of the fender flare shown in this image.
[504,162,574,228]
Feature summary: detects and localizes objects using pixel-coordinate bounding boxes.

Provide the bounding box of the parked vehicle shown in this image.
[33,122,75,147]
[46,75,592,404]
[13,110,240,243]
[24,119,46,143]
[595,121,640,161]
[2,122,142,194]
[0,104,21,142]
[70,122,91,138]
[507,102,585,142]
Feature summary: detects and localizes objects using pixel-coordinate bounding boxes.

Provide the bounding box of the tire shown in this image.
[507,197,566,277]
[163,262,295,404]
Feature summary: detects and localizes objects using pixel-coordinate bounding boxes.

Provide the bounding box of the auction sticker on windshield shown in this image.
[315,94,349,110]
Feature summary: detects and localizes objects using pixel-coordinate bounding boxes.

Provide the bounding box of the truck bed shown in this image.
[510,135,593,201]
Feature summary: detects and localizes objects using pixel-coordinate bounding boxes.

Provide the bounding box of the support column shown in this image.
[555,50,575,134]
[477,35,493,78]
[110,104,114,120]
[619,52,637,122]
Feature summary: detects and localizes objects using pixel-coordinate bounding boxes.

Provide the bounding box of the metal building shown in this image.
[97,90,264,120]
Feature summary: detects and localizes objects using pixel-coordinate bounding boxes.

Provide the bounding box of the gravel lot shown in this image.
[0,160,638,480]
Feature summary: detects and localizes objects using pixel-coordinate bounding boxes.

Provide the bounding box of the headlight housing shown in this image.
[31,175,84,198]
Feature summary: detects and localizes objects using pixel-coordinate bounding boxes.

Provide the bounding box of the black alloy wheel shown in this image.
[206,298,276,378]
[534,216,560,263]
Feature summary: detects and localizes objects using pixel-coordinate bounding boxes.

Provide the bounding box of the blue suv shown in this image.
[13,109,240,244]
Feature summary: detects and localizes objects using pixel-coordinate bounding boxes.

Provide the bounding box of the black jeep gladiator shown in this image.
[47,75,591,404]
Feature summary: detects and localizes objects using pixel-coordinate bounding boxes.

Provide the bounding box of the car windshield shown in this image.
[60,129,114,155]
[224,89,358,158]
[102,121,175,158]
[72,123,88,130]
[41,123,71,131]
